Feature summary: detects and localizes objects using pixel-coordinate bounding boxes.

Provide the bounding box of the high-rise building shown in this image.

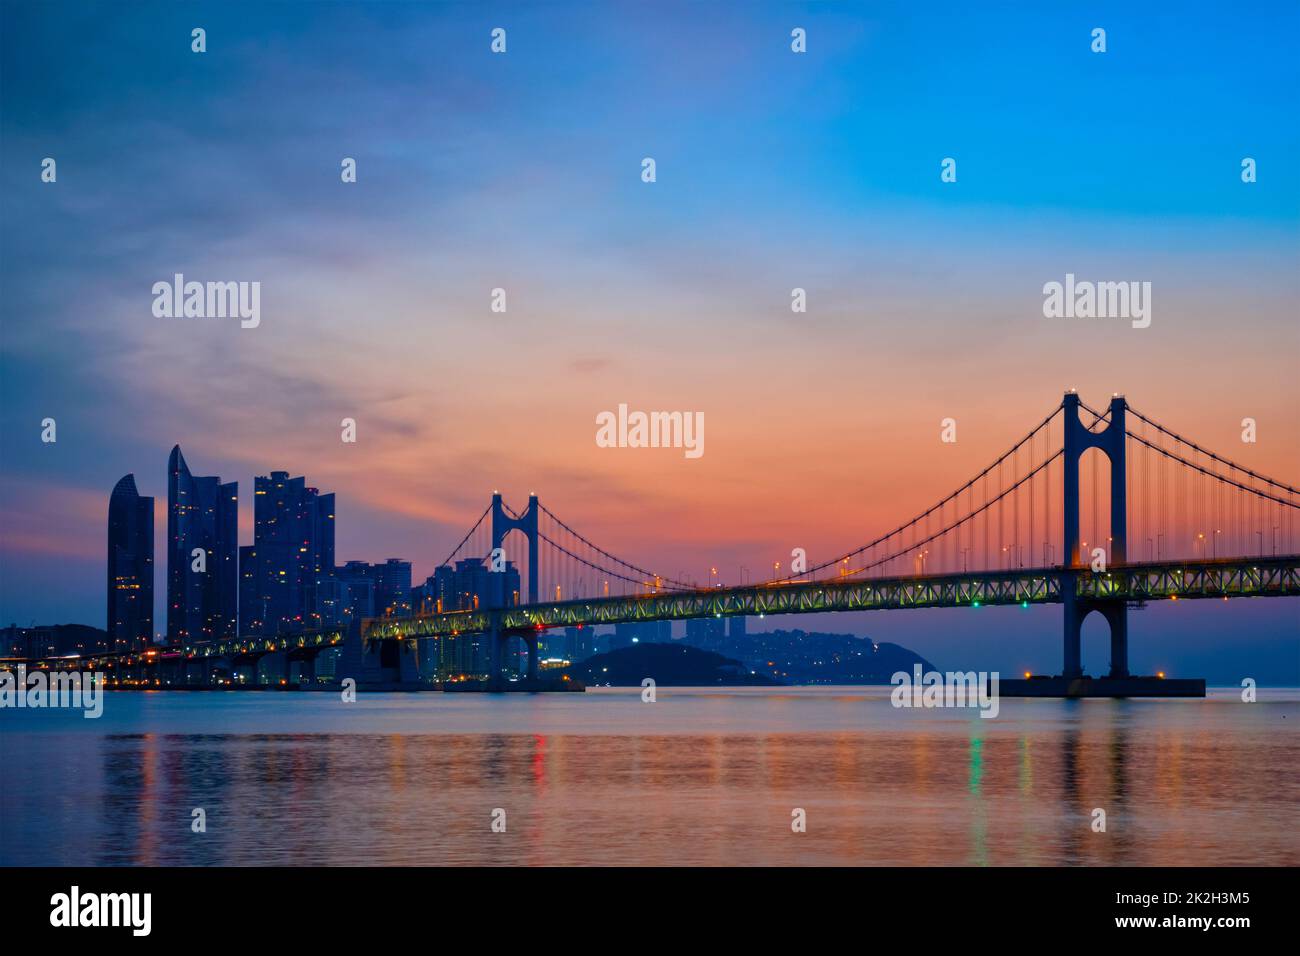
[336,561,378,624]
[238,545,264,635]
[167,446,237,644]
[107,474,154,652]
[328,558,415,625]
[430,558,520,612]
[375,559,412,617]
[238,471,335,635]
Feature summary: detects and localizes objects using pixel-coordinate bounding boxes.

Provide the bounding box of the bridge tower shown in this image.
[490,492,538,605]
[487,493,540,684]
[1061,392,1129,678]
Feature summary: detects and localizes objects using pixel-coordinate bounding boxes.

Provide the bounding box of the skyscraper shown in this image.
[336,560,379,624]
[375,559,413,617]
[239,471,335,636]
[107,474,154,652]
[167,445,238,644]
[430,557,519,612]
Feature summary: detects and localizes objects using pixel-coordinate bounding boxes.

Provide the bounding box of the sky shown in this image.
[1,1,1297,682]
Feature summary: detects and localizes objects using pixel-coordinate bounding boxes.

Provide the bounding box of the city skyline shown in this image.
[21,406,1290,687]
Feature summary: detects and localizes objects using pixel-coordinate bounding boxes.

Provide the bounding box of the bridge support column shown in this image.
[261,650,287,686]
[1063,590,1129,679]
[1102,603,1129,678]
[487,631,501,685]
[1062,575,1083,679]
[525,634,539,682]
[398,639,422,684]
[289,651,317,686]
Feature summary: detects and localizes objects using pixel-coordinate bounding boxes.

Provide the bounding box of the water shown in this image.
[2,687,1297,866]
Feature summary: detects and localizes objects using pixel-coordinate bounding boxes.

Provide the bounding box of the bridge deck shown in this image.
[364,556,1300,640]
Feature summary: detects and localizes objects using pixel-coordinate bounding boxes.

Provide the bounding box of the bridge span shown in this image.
[364,392,1299,687]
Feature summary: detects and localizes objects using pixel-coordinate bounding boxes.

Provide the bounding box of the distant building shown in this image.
[375,559,412,617]
[238,545,263,635]
[728,616,747,639]
[335,561,379,624]
[330,558,415,624]
[685,617,725,649]
[107,474,154,652]
[611,621,670,649]
[562,627,585,660]
[429,558,520,612]
[238,471,335,636]
[4,624,112,659]
[167,446,237,644]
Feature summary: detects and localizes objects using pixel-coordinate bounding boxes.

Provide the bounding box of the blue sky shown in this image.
[1,1,1297,681]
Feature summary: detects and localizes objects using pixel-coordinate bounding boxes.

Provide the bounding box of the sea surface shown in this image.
[2,686,1297,866]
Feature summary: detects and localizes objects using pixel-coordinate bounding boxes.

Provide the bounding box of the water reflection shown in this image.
[2,689,1296,866]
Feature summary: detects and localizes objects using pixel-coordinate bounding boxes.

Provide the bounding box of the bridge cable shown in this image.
[1123,405,1299,496]
[537,503,695,590]
[839,449,1064,578]
[777,401,1068,582]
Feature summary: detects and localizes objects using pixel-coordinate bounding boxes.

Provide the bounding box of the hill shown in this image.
[565,643,780,686]
[702,629,937,684]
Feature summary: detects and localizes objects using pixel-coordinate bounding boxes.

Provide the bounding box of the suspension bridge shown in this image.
[364,392,1300,691]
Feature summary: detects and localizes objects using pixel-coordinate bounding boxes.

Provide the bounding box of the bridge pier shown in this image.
[286,648,317,686]
[259,650,288,686]
[1104,604,1129,678]
[484,625,540,686]
[231,653,265,685]
[525,633,539,682]
[1064,590,1129,679]
[1063,577,1083,679]
[359,637,423,687]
